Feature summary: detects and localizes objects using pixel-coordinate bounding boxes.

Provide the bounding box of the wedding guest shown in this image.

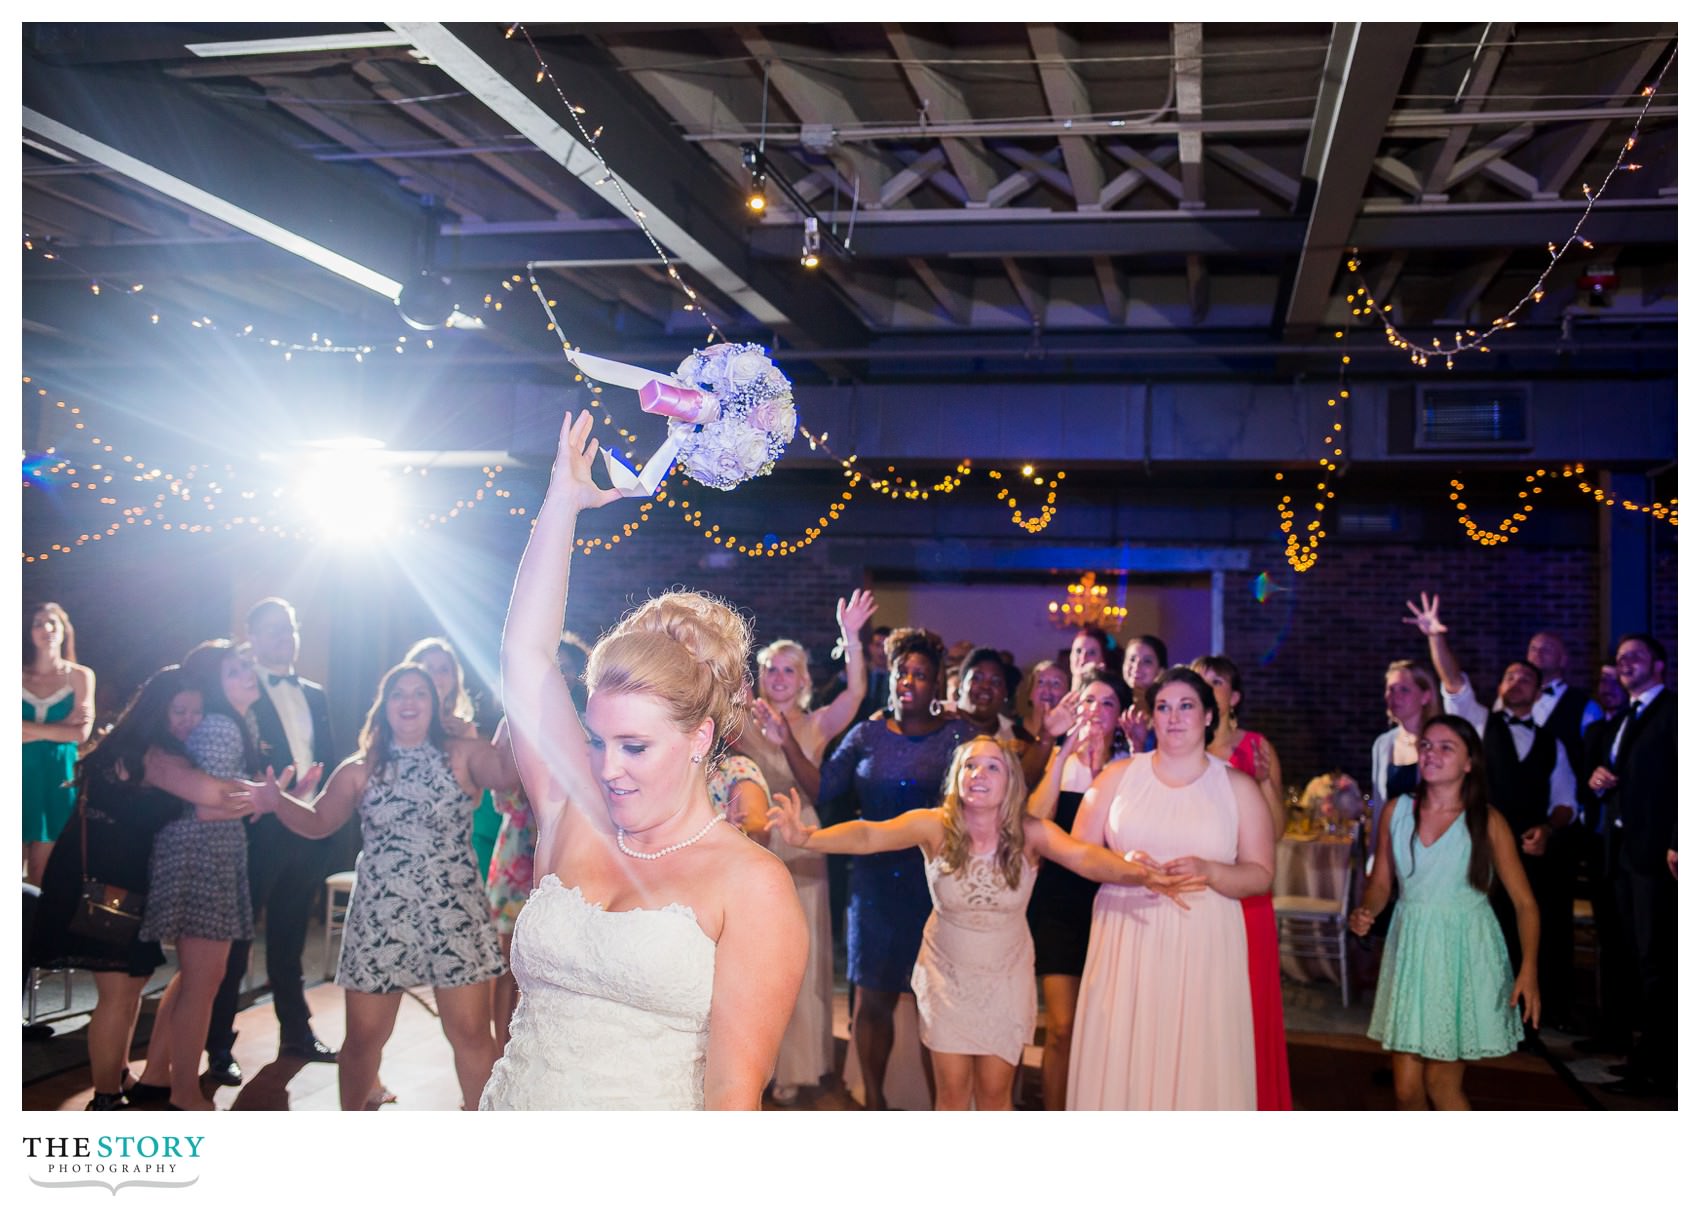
[1067,626,1119,692]
[204,598,341,1089]
[1583,634,1676,1096]
[1523,630,1602,786]
[774,626,974,1110]
[740,592,874,1104]
[1068,668,1272,1109]
[1024,668,1128,1110]
[405,636,503,881]
[137,641,311,1110]
[29,667,257,1108]
[1592,659,1628,719]
[1371,659,1440,843]
[1015,659,1075,786]
[1118,634,1167,752]
[1351,715,1539,1110]
[267,662,519,1110]
[770,735,1170,1110]
[23,602,95,886]
[1405,593,1576,1025]
[954,646,1019,740]
[479,411,805,1110]
[1193,653,1290,1110]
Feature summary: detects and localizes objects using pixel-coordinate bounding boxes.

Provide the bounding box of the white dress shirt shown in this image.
[1528,679,1605,732]
[260,665,316,775]
[1444,676,1576,822]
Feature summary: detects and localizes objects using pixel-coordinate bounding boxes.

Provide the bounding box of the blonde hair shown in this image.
[755,638,813,711]
[586,592,753,761]
[937,737,1029,890]
[1385,659,1440,727]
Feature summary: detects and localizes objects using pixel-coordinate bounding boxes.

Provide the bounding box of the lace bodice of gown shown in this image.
[479,874,716,1110]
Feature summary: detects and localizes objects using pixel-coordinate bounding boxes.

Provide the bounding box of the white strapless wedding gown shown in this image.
[479,875,716,1110]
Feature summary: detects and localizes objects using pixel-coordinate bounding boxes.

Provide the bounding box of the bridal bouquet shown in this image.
[665,344,796,490]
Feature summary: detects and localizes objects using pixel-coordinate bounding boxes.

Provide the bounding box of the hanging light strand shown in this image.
[1275,328,1351,572]
[1345,46,1675,367]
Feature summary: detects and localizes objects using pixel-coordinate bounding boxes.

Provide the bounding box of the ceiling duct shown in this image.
[1413,385,1533,451]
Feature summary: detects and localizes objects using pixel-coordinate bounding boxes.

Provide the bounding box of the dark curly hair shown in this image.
[884,627,946,678]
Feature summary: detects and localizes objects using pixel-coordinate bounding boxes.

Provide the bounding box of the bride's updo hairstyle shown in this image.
[585,592,753,761]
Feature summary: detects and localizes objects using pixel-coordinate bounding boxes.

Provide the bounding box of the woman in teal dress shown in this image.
[22,602,95,886]
[1350,713,1540,1110]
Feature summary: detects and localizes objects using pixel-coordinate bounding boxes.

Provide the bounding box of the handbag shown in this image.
[65,798,145,946]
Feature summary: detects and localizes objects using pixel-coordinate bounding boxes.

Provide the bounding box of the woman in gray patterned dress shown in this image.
[269,662,519,1110]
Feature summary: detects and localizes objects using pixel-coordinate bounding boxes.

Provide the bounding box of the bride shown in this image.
[480,410,807,1110]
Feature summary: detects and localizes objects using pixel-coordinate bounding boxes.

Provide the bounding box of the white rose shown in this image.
[727,350,771,388]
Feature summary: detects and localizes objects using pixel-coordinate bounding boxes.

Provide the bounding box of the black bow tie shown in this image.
[1542,684,1559,696]
[1505,714,1535,729]
[268,672,300,687]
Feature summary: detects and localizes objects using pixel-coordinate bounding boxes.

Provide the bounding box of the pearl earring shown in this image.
[690,753,704,764]
[928,698,944,717]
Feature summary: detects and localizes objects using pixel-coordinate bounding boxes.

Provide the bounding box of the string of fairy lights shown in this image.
[1344,47,1674,367]
[1273,328,1351,572]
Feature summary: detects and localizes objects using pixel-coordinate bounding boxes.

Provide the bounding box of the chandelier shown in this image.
[1045,571,1128,630]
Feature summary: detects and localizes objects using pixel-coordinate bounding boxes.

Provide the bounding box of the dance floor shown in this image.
[24,979,1645,1111]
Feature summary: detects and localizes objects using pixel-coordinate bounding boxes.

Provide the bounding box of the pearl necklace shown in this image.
[617,812,726,860]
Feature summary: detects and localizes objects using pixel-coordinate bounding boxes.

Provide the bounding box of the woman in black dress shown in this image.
[1024,666,1130,1110]
[29,666,259,1108]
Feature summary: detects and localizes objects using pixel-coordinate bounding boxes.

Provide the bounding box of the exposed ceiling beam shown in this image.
[1000,257,1045,326]
[1186,255,1209,325]
[1173,24,1205,208]
[1207,144,1299,206]
[21,58,419,299]
[878,148,949,209]
[1421,22,1514,198]
[598,43,754,194]
[907,257,974,326]
[1282,22,1420,336]
[353,58,582,219]
[1441,124,1535,192]
[391,22,868,346]
[250,73,485,221]
[1027,25,1105,211]
[883,25,1002,206]
[1098,146,1180,210]
[1436,251,1511,324]
[736,26,891,202]
[992,146,1074,199]
[1534,31,1675,198]
[1091,256,1127,325]
[1104,144,1187,203]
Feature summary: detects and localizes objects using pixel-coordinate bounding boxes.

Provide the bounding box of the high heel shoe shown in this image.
[125,1081,171,1106]
[85,1091,127,1111]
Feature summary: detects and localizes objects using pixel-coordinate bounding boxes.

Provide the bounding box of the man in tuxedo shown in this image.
[1585,634,1677,1096]
[1524,631,1603,785]
[204,598,340,1083]
[1412,597,1578,1026]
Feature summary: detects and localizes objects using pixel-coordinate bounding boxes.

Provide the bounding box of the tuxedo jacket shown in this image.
[1586,690,1677,875]
[251,677,339,786]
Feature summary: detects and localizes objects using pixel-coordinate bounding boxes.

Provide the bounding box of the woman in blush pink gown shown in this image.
[1067,667,1275,1110]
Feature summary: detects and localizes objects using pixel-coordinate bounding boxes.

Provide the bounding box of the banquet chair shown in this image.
[321,868,357,980]
[1273,820,1364,1008]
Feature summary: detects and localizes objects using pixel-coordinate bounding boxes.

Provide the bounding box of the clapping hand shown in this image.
[285,761,325,800]
[1402,591,1448,636]
[750,698,792,746]
[767,788,813,849]
[552,409,622,512]
[1118,704,1149,752]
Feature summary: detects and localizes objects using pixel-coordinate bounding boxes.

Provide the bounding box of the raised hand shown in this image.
[551,409,623,513]
[750,698,791,745]
[767,788,813,848]
[1402,591,1447,637]
[1043,690,1081,739]
[836,588,878,639]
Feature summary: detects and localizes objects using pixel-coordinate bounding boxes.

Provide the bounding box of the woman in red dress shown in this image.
[1194,654,1292,1110]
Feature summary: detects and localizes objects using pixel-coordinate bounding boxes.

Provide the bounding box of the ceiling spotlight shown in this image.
[800,216,821,269]
[747,176,767,212]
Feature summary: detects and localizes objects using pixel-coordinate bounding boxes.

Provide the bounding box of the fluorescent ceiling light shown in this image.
[21,107,404,301]
[185,32,410,58]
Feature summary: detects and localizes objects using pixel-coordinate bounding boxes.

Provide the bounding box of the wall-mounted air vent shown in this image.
[1338,506,1400,535]
[1413,386,1532,450]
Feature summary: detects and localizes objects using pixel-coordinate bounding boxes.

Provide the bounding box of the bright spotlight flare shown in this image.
[565,345,796,494]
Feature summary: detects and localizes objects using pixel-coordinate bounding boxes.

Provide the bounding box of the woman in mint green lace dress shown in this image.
[1349,714,1539,1110]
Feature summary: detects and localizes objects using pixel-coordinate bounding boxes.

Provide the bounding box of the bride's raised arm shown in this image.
[500,410,622,844]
